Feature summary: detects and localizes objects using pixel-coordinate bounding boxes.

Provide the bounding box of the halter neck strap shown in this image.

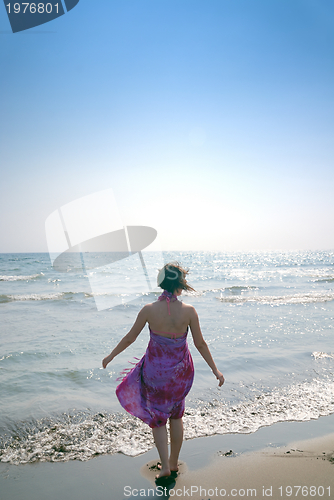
[158,290,178,315]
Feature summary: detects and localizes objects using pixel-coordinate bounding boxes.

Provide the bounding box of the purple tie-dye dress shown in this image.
[116,328,194,428]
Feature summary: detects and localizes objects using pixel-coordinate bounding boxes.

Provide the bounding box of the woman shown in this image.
[102,262,224,479]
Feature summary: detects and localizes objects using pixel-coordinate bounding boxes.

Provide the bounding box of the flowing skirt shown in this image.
[116,329,194,428]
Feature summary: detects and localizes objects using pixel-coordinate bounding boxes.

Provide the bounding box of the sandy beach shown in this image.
[143,433,334,500]
[1,414,333,500]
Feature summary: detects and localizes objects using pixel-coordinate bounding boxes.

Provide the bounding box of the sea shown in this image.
[1,251,333,465]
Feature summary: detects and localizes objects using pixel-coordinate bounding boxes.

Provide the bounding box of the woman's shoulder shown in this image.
[140,301,162,314]
[180,301,198,319]
[140,302,155,313]
[180,301,195,310]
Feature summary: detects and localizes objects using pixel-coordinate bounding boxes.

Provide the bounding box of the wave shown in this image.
[0,289,161,304]
[222,286,258,292]
[312,352,334,360]
[1,378,333,464]
[0,292,76,303]
[0,274,42,282]
[218,291,334,305]
[0,290,156,303]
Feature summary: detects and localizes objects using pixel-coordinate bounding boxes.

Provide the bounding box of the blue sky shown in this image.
[1,0,333,251]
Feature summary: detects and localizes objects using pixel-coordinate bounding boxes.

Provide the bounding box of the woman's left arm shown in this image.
[102,305,149,368]
[189,306,225,387]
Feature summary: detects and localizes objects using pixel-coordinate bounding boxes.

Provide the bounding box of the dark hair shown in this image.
[157,262,196,294]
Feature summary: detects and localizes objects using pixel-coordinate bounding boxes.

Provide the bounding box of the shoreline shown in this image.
[1,413,334,500]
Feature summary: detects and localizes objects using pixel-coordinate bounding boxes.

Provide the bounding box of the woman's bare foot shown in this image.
[157,461,179,472]
[155,466,171,479]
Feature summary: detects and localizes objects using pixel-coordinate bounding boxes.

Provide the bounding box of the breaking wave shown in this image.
[1,378,333,465]
[0,274,42,281]
[312,352,334,360]
[218,291,334,305]
[0,292,74,303]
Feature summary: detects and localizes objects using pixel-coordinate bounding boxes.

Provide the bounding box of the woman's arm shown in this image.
[189,307,225,387]
[102,305,149,369]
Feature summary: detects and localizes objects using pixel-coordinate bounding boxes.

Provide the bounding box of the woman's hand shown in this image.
[214,369,225,387]
[102,354,113,369]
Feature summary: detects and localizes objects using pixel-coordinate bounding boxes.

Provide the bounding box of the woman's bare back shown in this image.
[145,299,193,338]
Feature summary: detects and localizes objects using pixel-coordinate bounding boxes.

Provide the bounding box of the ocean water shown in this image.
[0,251,333,464]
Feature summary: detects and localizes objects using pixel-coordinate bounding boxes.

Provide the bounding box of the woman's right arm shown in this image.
[102,305,149,368]
[189,307,225,387]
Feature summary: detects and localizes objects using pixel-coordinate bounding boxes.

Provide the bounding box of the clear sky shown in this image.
[1,0,333,252]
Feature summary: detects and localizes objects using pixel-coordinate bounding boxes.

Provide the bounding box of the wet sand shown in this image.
[143,433,334,500]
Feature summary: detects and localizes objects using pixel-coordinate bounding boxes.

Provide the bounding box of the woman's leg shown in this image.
[152,425,170,477]
[169,418,183,471]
